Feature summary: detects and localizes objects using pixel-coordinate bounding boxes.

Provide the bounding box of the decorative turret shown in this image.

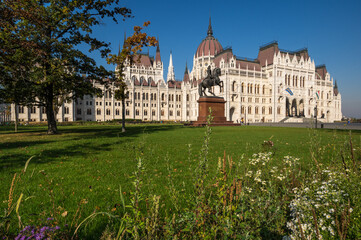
[167,51,175,82]
[122,32,130,49]
[334,80,339,96]
[183,61,190,82]
[155,38,161,64]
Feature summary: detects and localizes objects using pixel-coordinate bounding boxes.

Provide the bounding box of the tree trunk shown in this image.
[45,84,58,134]
[14,103,18,133]
[121,98,126,132]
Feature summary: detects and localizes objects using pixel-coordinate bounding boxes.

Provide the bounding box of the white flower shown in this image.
[329,208,334,213]
[349,208,353,213]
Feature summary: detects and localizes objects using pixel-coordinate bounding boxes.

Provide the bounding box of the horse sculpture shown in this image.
[198,67,223,97]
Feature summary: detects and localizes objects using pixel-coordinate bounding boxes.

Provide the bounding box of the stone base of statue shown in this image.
[190,96,236,127]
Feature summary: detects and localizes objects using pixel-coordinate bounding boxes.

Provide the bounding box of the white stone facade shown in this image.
[10,21,342,124]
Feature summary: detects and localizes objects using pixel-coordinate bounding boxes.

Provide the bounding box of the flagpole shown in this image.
[315,103,317,129]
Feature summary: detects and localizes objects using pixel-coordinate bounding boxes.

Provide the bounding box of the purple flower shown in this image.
[46,218,54,221]
[55,226,60,230]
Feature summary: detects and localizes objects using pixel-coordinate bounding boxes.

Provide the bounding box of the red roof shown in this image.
[151,80,157,87]
[196,36,223,57]
[132,54,153,67]
[257,42,279,66]
[316,65,327,80]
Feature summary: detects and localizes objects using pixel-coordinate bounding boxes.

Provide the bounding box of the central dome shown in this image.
[196,18,223,57]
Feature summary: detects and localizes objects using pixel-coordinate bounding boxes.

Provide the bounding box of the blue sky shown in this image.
[87,0,361,118]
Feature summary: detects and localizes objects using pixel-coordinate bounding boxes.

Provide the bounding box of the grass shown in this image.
[1,123,361,238]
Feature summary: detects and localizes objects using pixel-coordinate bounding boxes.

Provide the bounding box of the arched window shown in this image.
[248,106,252,114]
[269,107,272,115]
[132,75,137,82]
[126,109,129,115]
[162,93,165,101]
[97,109,101,115]
[285,74,287,85]
[232,81,236,92]
[154,93,156,101]
[150,93,153,100]
[135,109,139,116]
[152,110,156,116]
[140,76,145,85]
[116,109,120,115]
[138,92,140,100]
[262,107,265,114]
[106,109,111,115]
[142,93,145,100]
[241,83,244,93]
[177,111,180,116]
[169,110,173,116]
[144,110,147,116]
[148,77,152,85]
[161,110,164,116]
[18,106,24,114]
[186,94,189,101]
[255,106,259,114]
[241,106,245,114]
[146,93,148,100]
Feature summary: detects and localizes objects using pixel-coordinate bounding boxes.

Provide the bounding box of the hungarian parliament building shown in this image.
[9,20,342,124]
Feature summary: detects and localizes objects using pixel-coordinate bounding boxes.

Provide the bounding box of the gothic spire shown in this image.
[183,61,190,82]
[155,37,161,64]
[184,61,188,74]
[207,16,213,36]
[167,51,175,82]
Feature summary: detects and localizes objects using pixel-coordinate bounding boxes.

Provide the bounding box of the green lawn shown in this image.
[1,123,360,238]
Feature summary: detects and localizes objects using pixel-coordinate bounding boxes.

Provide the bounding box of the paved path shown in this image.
[247,122,361,130]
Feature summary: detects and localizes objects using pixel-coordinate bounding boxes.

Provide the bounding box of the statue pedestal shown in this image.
[191,96,235,126]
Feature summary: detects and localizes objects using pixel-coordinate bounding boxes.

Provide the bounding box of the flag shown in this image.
[285,88,293,96]
[315,91,320,99]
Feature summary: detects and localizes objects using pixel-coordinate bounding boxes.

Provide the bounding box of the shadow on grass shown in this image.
[0,141,114,172]
[0,124,184,172]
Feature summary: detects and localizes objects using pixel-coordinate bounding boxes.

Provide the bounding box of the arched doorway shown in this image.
[286,97,290,116]
[291,99,297,117]
[230,107,235,122]
[299,99,304,117]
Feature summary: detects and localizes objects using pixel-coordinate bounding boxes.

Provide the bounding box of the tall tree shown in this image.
[108,22,157,132]
[0,0,132,134]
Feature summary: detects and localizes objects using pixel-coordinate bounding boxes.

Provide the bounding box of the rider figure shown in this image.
[206,65,215,84]
[206,65,212,78]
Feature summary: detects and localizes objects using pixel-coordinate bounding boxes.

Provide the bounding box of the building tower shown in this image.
[167,51,175,82]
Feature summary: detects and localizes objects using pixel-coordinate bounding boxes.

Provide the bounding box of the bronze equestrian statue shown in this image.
[199,66,223,97]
